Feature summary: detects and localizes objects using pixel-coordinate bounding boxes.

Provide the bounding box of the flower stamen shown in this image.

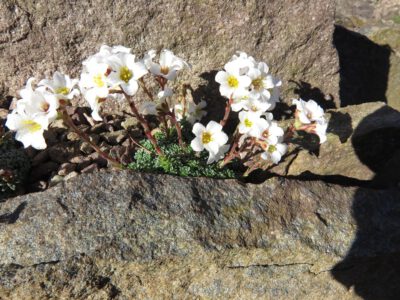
[119,66,133,83]
[202,131,212,144]
[227,75,239,88]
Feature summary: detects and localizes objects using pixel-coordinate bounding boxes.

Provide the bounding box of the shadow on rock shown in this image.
[191,70,238,133]
[332,106,400,299]
[289,80,336,109]
[333,25,391,107]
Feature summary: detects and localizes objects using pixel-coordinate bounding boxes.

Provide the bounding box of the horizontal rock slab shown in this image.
[0,0,339,109]
[272,102,400,185]
[0,171,399,298]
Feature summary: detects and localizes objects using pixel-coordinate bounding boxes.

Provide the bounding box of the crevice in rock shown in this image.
[227,262,314,269]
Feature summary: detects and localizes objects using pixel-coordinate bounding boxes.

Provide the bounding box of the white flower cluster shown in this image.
[191,52,287,165]
[5,45,196,150]
[5,46,328,176]
[292,98,328,143]
[6,73,79,149]
[216,51,281,112]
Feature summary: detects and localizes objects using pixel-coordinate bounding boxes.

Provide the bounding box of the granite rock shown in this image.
[0,171,399,298]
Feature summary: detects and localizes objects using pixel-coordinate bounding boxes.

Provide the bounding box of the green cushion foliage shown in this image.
[128,121,237,179]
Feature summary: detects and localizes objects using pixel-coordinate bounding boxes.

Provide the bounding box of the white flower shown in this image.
[242,96,272,113]
[231,95,250,112]
[82,45,131,68]
[293,98,325,124]
[6,110,49,149]
[176,100,207,124]
[83,89,104,121]
[268,76,282,105]
[157,87,173,100]
[313,119,328,144]
[143,49,157,69]
[260,121,284,145]
[38,71,79,100]
[238,111,270,138]
[148,49,190,81]
[215,60,251,99]
[80,61,110,98]
[261,140,287,164]
[190,121,228,161]
[107,52,148,96]
[207,144,230,164]
[140,101,158,116]
[229,51,256,75]
[187,100,207,124]
[16,78,59,122]
[247,62,274,102]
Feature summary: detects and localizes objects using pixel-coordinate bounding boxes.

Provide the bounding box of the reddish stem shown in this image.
[139,78,154,101]
[168,111,184,147]
[61,108,123,169]
[220,132,240,167]
[124,94,164,156]
[220,96,233,127]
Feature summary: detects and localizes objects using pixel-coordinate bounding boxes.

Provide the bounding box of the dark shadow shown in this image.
[289,80,336,109]
[332,106,400,299]
[0,201,27,224]
[333,25,391,106]
[191,70,238,134]
[327,111,353,143]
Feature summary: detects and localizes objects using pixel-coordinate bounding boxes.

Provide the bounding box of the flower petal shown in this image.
[190,137,204,152]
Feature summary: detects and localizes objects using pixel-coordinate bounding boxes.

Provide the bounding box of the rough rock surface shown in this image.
[335,0,400,109]
[0,0,339,108]
[0,171,399,299]
[272,102,400,185]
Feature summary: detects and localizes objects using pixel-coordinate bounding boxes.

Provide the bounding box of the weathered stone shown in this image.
[89,123,107,134]
[57,163,76,176]
[48,174,64,187]
[63,171,78,181]
[66,132,80,142]
[0,171,398,299]
[48,143,80,164]
[70,155,93,171]
[120,117,139,131]
[0,0,339,108]
[335,0,400,110]
[100,130,127,145]
[272,102,400,184]
[80,163,98,174]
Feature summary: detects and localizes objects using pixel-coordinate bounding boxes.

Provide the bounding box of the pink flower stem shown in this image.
[220,132,240,167]
[220,95,233,127]
[61,108,123,169]
[124,93,164,156]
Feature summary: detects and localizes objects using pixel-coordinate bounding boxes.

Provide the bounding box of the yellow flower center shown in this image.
[227,75,239,88]
[22,120,42,133]
[202,131,212,144]
[244,118,253,128]
[120,66,133,83]
[160,66,170,75]
[250,105,258,112]
[93,74,105,87]
[252,77,264,90]
[55,87,70,95]
[268,145,277,153]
